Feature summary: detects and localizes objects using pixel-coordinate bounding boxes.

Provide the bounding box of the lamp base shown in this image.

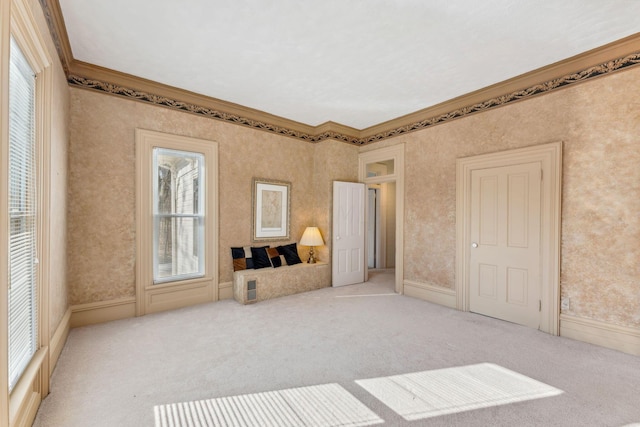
[307,247,317,264]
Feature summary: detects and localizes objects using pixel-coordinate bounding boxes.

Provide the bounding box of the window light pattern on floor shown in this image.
[154,383,383,427]
[356,363,563,421]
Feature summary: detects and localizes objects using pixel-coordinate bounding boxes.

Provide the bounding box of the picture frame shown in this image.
[252,178,291,241]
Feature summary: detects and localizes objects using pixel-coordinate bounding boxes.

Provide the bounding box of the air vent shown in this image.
[247,280,257,302]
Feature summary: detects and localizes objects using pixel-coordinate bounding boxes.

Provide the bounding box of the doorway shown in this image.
[469,162,542,328]
[456,142,562,335]
[367,187,380,269]
[359,144,404,294]
[367,183,396,270]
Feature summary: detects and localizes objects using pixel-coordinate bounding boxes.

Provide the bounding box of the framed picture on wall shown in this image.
[252,178,291,241]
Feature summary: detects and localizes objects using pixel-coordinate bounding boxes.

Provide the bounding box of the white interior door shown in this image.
[469,162,542,328]
[333,181,365,287]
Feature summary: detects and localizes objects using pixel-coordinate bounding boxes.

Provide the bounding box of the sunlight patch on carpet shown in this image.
[356,363,563,421]
[154,383,383,427]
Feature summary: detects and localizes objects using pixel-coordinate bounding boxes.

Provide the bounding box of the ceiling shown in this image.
[57,0,640,130]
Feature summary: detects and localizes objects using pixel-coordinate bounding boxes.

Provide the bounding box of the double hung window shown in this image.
[136,129,218,315]
[153,148,205,283]
[8,36,38,392]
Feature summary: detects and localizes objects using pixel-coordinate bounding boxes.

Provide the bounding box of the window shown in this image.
[136,129,218,315]
[365,159,394,177]
[8,36,38,392]
[153,148,204,283]
[2,0,53,423]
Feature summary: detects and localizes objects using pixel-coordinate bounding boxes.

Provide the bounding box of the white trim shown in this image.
[359,144,405,294]
[8,347,46,427]
[135,129,219,316]
[2,1,54,425]
[404,280,457,309]
[0,0,11,423]
[218,281,233,300]
[76,282,242,332]
[70,297,136,328]
[49,308,71,375]
[36,32,53,400]
[560,314,640,356]
[9,0,51,73]
[456,142,562,335]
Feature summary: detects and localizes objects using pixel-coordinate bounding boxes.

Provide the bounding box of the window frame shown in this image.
[152,147,205,284]
[8,34,39,394]
[1,0,53,425]
[135,129,218,316]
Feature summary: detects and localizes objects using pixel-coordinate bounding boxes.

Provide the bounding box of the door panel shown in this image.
[479,175,498,246]
[478,264,498,299]
[507,267,528,305]
[508,174,529,247]
[332,181,365,287]
[470,162,541,328]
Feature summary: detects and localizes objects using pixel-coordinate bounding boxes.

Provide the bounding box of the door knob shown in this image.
[336,236,341,240]
[471,242,478,248]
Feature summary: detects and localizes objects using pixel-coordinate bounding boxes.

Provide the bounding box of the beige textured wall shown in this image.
[29,0,70,336]
[67,90,136,304]
[363,66,640,328]
[66,60,639,328]
[312,139,359,266]
[67,88,337,304]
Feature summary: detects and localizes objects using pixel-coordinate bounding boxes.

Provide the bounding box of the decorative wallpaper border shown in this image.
[38,0,69,73]
[68,52,640,145]
[362,53,640,144]
[67,74,364,144]
[67,75,322,141]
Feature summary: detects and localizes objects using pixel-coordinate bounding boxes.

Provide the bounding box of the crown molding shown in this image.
[39,0,640,145]
[68,60,324,140]
[38,0,71,73]
[360,33,640,143]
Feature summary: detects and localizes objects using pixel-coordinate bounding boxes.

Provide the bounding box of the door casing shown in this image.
[469,161,542,328]
[456,142,562,335]
[359,144,405,294]
[367,186,383,269]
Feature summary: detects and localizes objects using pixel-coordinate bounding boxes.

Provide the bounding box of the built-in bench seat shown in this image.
[233,262,330,304]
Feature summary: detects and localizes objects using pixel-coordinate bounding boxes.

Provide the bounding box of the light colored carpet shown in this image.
[154,383,383,427]
[34,270,640,426]
[356,363,562,421]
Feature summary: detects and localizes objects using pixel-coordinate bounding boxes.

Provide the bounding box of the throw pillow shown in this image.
[231,246,253,271]
[251,246,272,269]
[267,247,284,268]
[276,242,302,266]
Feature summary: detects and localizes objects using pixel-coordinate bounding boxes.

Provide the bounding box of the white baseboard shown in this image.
[404,280,457,309]
[70,296,136,328]
[49,307,71,374]
[219,281,233,300]
[560,314,640,356]
[70,285,234,327]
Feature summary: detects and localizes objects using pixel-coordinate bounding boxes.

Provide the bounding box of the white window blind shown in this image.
[8,36,38,392]
[152,148,205,283]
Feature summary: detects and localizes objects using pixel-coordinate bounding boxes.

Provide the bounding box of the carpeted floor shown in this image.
[34,270,640,426]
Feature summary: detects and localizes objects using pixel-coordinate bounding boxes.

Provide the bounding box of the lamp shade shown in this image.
[300,227,324,247]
